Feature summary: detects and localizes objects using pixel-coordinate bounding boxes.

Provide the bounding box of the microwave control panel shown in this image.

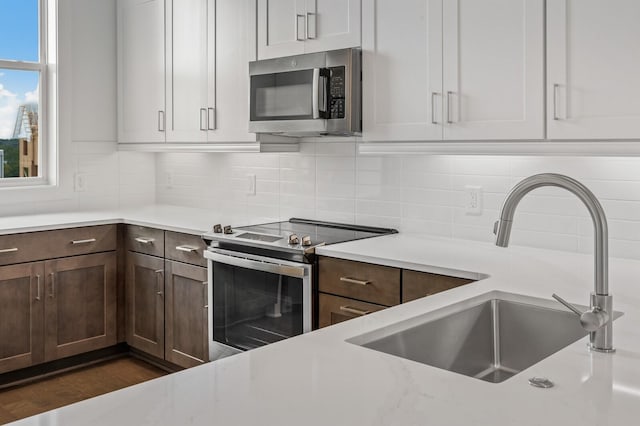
[328,66,346,119]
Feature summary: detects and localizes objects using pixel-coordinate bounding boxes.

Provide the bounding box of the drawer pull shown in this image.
[340,277,370,286]
[135,237,155,244]
[71,238,96,245]
[176,245,198,253]
[339,306,370,316]
[0,247,18,254]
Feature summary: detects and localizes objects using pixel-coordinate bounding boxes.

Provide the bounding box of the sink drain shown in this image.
[528,377,554,388]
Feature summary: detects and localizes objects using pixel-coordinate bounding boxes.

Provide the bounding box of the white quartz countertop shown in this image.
[7,222,640,425]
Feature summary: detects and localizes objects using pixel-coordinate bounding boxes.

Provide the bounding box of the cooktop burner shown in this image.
[203,218,397,263]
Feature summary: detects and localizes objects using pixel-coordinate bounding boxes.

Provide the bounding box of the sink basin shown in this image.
[347,292,621,383]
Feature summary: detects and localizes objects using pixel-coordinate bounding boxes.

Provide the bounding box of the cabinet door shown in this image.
[126,252,165,359]
[257,0,305,59]
[165,261,208,368]
[208,0,258,142]
[117,0,166,143]
[362,0,443,141]
[318,293,386,328]
[547,0,640,139]
[303,0,361,53]
[442,0,544,140]
[165,0,209,143]
[0,263,44,373]
[44,253,117,362]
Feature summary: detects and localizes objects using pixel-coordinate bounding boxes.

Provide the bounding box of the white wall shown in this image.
[0,0,155,217]
[156,142,640,260]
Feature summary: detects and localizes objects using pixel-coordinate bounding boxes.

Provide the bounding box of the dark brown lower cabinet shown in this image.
[44,252,117,361]
[164,260,208,368]
[0,262,45,374]
[126,252,165,359]
[318,293,386,328]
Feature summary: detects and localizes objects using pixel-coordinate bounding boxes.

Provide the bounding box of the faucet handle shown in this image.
[552,293,610,332]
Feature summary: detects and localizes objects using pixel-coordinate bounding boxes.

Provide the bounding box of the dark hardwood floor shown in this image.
[0,357,167,424]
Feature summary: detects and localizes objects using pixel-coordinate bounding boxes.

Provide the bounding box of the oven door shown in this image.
[204,248,312,360]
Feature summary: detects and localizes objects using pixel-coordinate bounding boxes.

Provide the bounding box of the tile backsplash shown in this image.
[156,142,640,260]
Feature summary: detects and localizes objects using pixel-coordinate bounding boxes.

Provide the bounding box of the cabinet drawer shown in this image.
[125,225,165,257]
[402,270,474,303]
[318,293,386,328]
[318,256,400,306]
[165,231,207,267]
[0,225,117,266]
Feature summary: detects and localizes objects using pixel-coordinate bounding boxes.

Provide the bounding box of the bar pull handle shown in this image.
[208,107,216,130]
[0,247,18,254]
[155,269,163,296]
[431,92,440,124]
[200,108,207,131]
[71,238,96,245]
[49,272,55,298]
[553,83,561,120]
[339,277,370,286]
[203,281,208,309]
[296,14,306,41]
[135,237,155,245]
[158,110,165,132]
[306,12,316,39]
[339,306,370,316]
[35,274,41,301]
[446,91,454,124]
[176,245,198,253]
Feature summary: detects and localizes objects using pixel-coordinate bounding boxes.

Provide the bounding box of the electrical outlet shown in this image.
[464,185,482,215]
[74,173,87,192]
[247,174,256,196]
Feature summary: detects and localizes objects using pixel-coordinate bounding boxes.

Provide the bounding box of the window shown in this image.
[0,0,47,184]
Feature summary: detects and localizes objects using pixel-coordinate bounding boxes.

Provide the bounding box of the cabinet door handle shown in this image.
[155,269,163,296]
[208,107,216,130]
[135,237,155,244]
[35,274,41,301]
[176,245,198,253]
[158,110,165,132]
[431,92,440,124]
[49,272,55,298]
[340,277,370,286]
[200,108,207,131]
[553,83,561,120]
[71,238,96,245]
[306,12,316,39]
[446,91,454,124]
[339,306,370,316]
[0,247,18,254]
[203,281,208,309]
[296,14,306,41]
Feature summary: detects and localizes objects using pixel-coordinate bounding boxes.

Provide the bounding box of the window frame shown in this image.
[0,0,50,188]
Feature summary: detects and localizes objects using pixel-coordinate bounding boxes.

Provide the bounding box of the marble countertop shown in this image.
[5,212,640,425]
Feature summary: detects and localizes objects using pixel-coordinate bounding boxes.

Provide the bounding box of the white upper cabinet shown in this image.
[547,0,640,140]
[257,0,361,60]
[165,0,209,143]
[442,0,544,140]
[362,0,443,141]
[362,0,544,142]
[117,0,165,143]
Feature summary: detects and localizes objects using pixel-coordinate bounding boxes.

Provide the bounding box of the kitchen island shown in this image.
[4,212,640,425]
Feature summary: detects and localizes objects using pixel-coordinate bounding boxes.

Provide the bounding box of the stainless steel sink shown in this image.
[347,292,622,383]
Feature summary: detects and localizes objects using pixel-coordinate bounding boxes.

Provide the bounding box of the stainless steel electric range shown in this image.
[202,218,397,360]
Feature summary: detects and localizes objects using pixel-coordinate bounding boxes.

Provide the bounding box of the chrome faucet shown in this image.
[493,173,614,353]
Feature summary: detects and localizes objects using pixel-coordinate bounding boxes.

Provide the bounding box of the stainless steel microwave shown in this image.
[249,48,361,137]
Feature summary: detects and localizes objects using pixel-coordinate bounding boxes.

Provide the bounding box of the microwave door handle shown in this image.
[312,68,320,119]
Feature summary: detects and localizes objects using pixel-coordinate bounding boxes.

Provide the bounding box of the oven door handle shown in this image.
[204,250,306,279]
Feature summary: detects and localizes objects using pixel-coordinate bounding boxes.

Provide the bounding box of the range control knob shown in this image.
[212,224,223,233]
[288,234,300,245]
[223,225,233,234]
[301,236,312,246]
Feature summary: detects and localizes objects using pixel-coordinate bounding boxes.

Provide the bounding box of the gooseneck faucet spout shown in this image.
[494,173,614,352]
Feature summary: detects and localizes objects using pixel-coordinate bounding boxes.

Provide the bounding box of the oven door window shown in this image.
[212,261,304,351]
[250,70,315,121]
